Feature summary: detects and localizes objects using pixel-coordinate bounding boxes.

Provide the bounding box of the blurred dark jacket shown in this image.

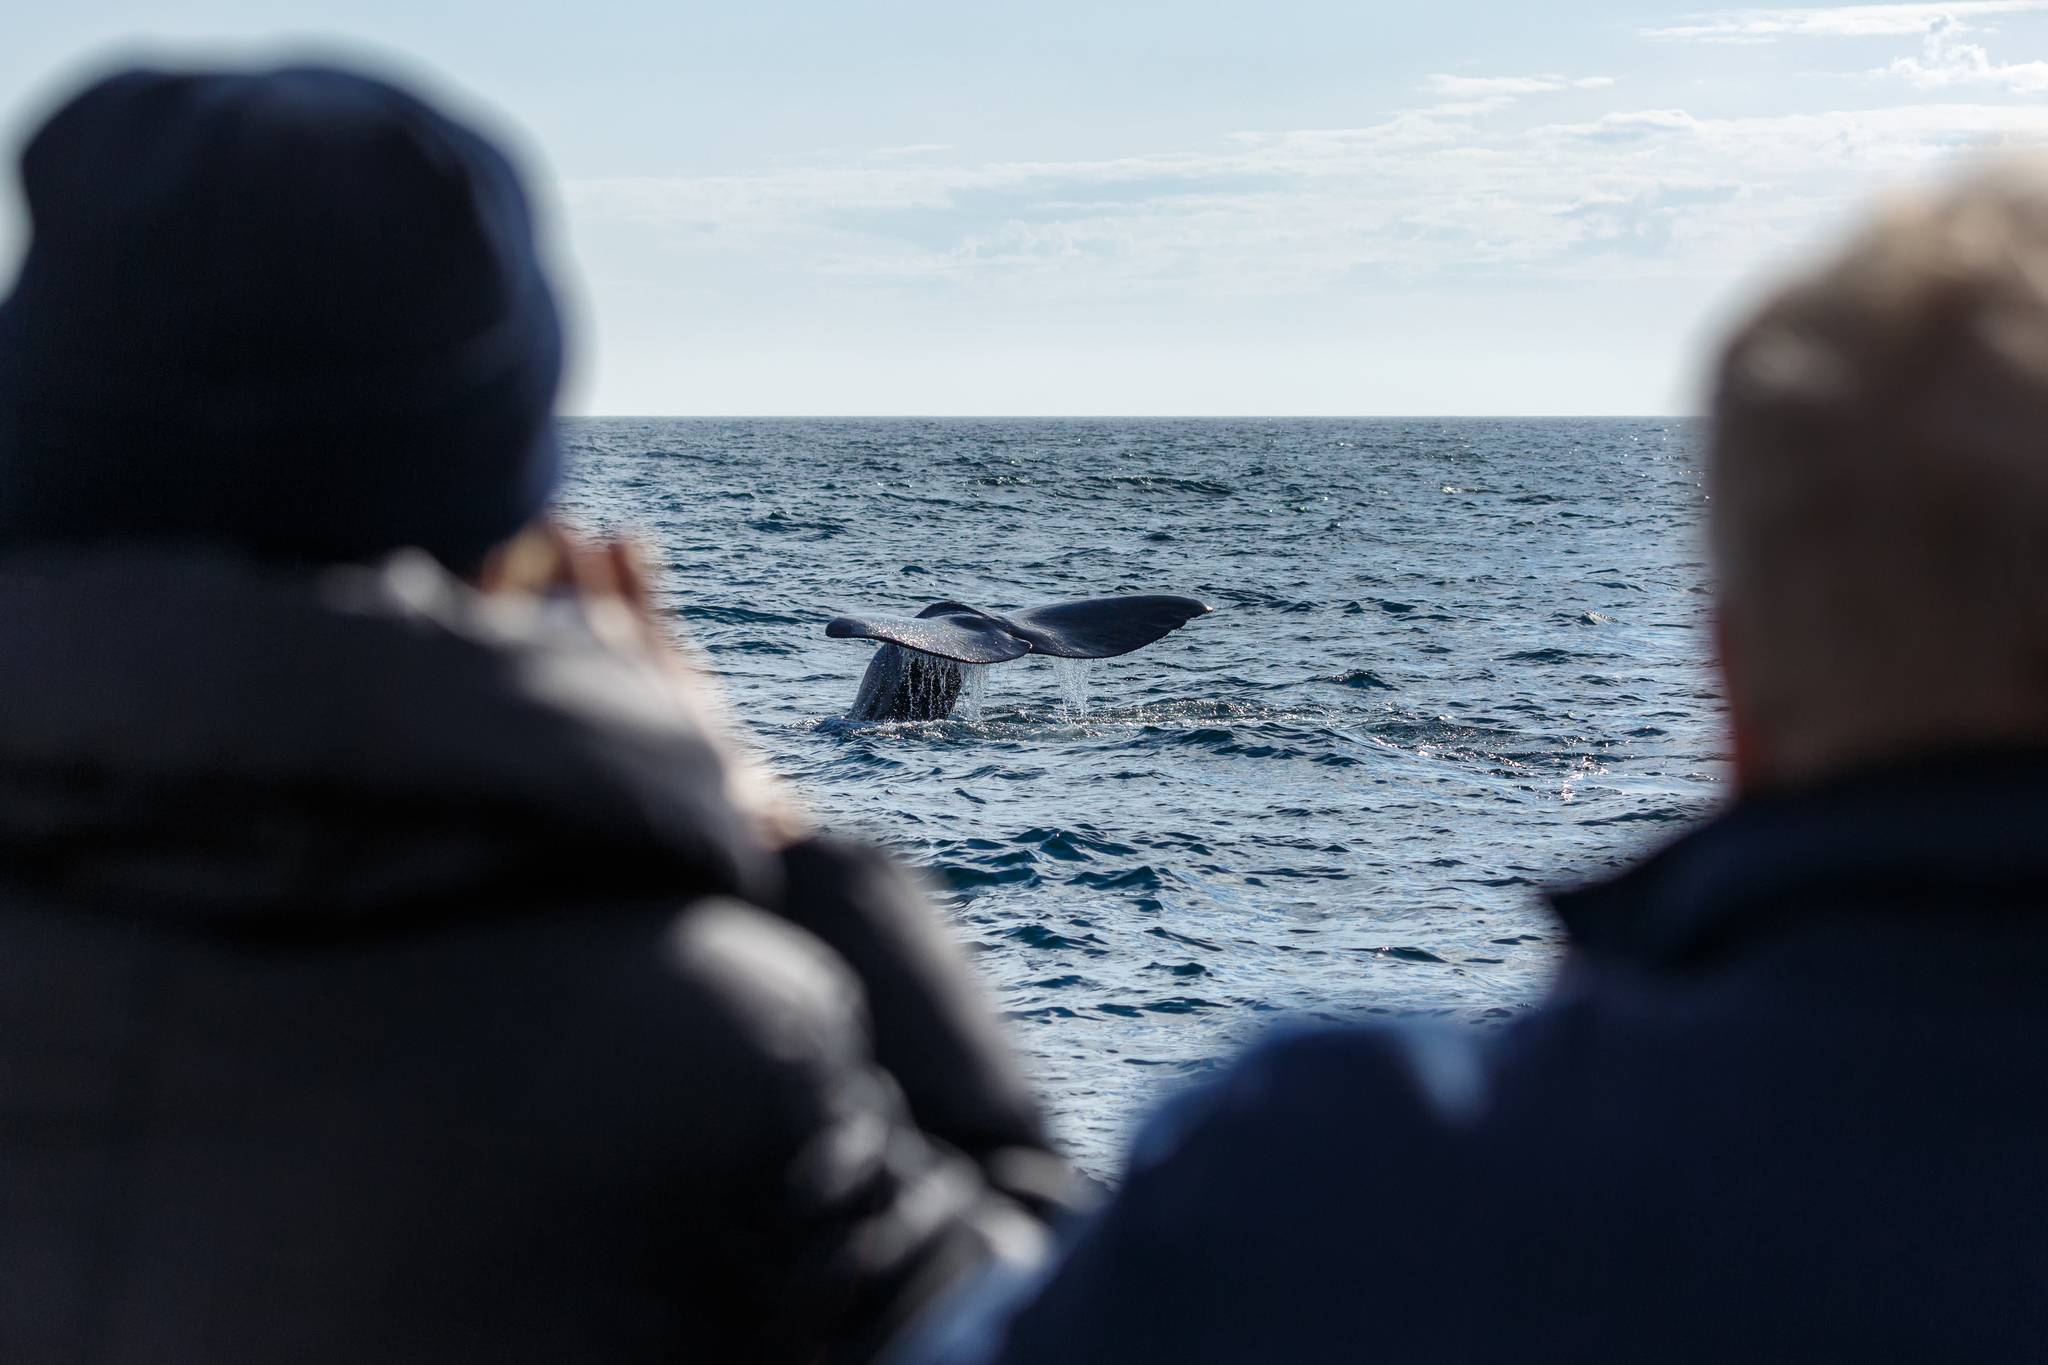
[905,757,2048,1364]
[0,547,1066,1364]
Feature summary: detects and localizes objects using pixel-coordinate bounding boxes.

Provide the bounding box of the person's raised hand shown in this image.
[477,515,810,846]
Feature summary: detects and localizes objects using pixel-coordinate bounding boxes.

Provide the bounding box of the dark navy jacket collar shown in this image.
[1550,751,2048,969]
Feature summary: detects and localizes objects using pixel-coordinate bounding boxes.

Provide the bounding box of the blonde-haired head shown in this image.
[1711,156,2048,790]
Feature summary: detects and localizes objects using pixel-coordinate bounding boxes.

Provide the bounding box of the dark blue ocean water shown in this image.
[558,417,1726,1172]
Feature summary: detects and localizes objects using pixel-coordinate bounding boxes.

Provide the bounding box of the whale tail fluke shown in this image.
[824,594,1212,665]
[826,592,1212,721]
[995,594,1211,659]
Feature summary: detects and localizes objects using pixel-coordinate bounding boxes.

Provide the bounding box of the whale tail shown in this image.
[827,594,1212,721]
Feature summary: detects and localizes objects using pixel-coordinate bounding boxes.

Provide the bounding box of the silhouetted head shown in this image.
[1710,156,2048,792]
[0,64,562,571]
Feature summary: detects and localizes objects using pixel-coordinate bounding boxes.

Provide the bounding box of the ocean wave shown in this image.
[1321,668,1395,690]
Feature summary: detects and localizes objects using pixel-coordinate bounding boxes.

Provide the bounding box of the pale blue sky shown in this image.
[5,2,2048,414]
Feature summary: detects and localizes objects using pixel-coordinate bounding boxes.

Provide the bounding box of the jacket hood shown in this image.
[0,548,777,923]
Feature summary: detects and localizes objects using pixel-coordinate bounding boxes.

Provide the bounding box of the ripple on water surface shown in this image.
[559,417,1724,1176]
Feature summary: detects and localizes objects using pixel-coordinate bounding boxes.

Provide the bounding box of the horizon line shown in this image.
[558,412,1701,421]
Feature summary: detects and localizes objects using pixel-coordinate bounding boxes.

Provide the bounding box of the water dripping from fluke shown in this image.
[956,663,990,722]
[908,652,956,720]
[1051,658,1095,719]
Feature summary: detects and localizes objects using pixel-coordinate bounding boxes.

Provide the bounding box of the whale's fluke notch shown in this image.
[826,593,1213,721]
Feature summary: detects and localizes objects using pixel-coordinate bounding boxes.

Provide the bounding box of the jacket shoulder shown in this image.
[638,897,890,1156]
[662,896,872,1063]
[1127,1021,1500,1181]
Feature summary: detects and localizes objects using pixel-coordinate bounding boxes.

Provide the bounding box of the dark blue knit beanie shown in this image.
[0,65,562,570]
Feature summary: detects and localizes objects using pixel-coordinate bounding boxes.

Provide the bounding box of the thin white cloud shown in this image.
[1881,16,2048,89]
[1421,73,1616,96]
[563,96,2048,302]
[873,143,955,159]
[1548,109,1707,139]
[1645,1,2048,40]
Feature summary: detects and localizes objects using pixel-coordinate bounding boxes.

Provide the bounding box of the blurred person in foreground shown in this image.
[0,65,1073,1363]
[897,159,2048,1363]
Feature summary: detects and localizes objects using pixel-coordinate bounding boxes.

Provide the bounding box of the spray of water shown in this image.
[956,663,989,722]
[1050,658,1094,719]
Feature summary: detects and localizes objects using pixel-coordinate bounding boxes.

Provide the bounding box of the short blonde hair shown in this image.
[1711,157,2048,787]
